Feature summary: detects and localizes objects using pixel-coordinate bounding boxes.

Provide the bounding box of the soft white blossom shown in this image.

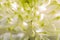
[11,2,18,10]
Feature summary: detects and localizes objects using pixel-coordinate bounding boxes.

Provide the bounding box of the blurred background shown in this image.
[0,0,60,40]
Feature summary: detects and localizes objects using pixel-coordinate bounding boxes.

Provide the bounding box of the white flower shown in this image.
[11,2,18,11]
[36,28,43,33]
[17,33,24,38]
[3,32,10,40]
[40,14,45,21]
[56,0,60,4]
[36,11,40,15]
[23,22,28,26]
[9,15,18,24]
[38,5,46,11]
[21,8,24,12]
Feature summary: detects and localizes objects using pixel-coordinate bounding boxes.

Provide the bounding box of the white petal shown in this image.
[23,22,28,26]
[11,2,18,10]
[40,14,45,21]
[36,28,43,32]
[56,0,60,4]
